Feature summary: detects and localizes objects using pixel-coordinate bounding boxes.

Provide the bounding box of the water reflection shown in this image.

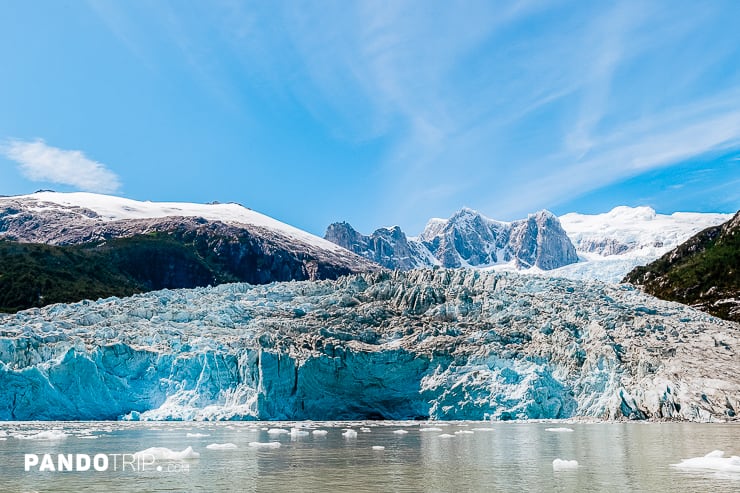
[0,421,737,492]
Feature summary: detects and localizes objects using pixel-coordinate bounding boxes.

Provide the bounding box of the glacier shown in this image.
[0,269,738,421]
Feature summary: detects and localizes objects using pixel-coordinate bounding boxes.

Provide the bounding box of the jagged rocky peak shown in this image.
[324,221,429,270]
[509,210,580,270]
[326,207,578,272]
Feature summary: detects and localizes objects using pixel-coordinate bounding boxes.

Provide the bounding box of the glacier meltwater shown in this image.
[0,269,738,421]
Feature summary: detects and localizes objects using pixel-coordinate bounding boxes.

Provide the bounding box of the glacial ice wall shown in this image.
[0,269,738,421]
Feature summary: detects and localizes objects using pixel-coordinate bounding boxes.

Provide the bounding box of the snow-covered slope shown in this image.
[555,207,732,282]
[3,191,344,252]
[326,208,578,271]
[0,269,737,422]
[0,192,380,286]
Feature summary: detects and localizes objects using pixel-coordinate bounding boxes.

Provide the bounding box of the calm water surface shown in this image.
[0,421,738,492]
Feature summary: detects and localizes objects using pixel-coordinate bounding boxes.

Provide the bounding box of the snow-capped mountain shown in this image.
[1,269,737,421]
[0,191,380,284]
[554,206,732,282]
[325,208,578,271]
[326,205,731,282]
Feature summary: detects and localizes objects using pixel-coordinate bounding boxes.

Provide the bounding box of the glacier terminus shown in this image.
[0,269,737,422]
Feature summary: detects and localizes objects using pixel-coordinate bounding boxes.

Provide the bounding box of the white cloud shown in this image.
[3,139,121,193]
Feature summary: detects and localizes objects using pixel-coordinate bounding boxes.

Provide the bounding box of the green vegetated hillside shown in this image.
[0,233,236,313]
[624,211,740,322]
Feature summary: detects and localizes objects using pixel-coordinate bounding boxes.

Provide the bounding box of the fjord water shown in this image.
[0,421,738,492]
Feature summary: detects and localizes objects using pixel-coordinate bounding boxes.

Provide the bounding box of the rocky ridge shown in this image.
[0,193,380,290]
[325,208,578,271]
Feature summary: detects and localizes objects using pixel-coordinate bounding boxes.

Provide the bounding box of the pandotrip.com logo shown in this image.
[24,453,190,473]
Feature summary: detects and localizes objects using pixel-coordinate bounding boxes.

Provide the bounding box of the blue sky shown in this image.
[1,1,739,236]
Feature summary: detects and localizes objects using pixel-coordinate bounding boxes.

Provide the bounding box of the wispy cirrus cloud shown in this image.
[2,139,121,193]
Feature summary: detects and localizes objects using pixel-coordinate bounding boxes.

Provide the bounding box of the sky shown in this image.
[1,0,739,236]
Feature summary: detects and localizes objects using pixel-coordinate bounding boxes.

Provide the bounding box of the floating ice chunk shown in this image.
[186,433,210,438]
[420,427,443,432]
[546,427,574,433]
[454,430,474,435]
[360,427,372,433]
[342,429,358,438]
[392,430,408,435]
[267,428,289,435]
[472,428,495,432]
[0,430,7,437]
[437,434,455,438]
[248,441,281,449]
[134,446,200,461]
[206,443,238,450]
[290,428,310,437]
[312,430,328,436]
[372,446,385,450]
[552,459,579,471]
[672,450,740,473]
[17,430,69,441]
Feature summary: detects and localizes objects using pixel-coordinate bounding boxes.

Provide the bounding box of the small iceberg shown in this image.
[342,429,358,438]
[454,430,474,435]
[312,430,328,436]
[360,427,372,433]
[552,459,579,471]
[290,428,310,437]
[420,427,443,432]
[372,446,385,450]
[248,441,281,449]
[206,443,238,450]
[186,433,210,438]
[133,446,200,461]
[546,427,574,433]
[17,430,69,441]
[392,430,408,435]
[437,434,455,438]
[672,450,740,474]
[267,428,289,435]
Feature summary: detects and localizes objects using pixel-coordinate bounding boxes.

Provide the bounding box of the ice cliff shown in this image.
[0,269,738,422]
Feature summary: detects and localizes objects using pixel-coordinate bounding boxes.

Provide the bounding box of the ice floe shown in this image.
[546,427,574,433]
[206,443,238,450]
[16,430,69,441]
[672,450,740,474]
[312,430,328,436]
[267,428,289,435]
[372,446,385,450]
[342,429,358,438]
[186,433,210,438]
[552,459,579,471]
[133,446,200,461]
[248,441,281,449]
[392,430,408,435]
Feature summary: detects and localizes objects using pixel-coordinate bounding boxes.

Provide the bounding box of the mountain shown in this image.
[0,269,737,421]
[325,208,578,271]
[554,206,732,282]
[0,192,380,311]
[624,211,740,322]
